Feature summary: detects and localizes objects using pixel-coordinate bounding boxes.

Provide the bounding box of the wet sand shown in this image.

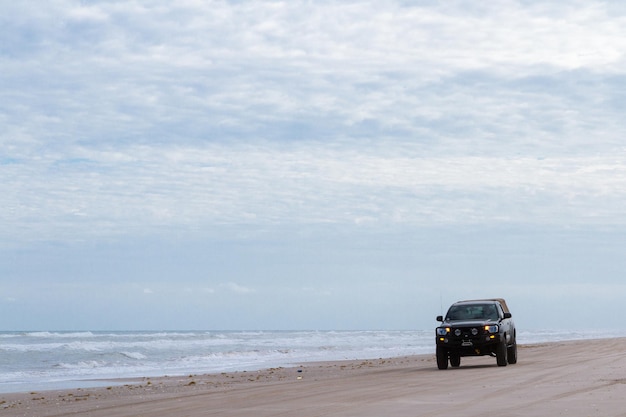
[2,338,626,416]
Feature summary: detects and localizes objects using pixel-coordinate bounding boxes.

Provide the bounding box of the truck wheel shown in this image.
[496,341,508,366]
[436,346,449,370]
[450,352,461,367]
[507,340,518,364]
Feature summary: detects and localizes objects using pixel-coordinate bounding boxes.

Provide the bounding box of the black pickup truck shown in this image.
[435,298,517,369]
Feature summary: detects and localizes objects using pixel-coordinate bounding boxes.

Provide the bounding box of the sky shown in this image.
[2,0,626,331]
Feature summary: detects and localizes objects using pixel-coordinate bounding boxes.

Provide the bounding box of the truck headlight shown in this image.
[436,327,450,336]
[484,325,498,334]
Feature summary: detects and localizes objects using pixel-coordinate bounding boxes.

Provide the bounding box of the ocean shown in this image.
[1,329,623,393]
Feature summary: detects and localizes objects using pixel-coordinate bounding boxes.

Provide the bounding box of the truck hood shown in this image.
[444,319,498,327]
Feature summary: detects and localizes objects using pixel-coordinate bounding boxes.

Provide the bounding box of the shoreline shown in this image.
[2,338,626,416]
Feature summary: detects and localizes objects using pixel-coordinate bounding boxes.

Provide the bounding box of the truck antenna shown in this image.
[440,292,443,316]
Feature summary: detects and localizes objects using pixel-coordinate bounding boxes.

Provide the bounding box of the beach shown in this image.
[2,337,626,416]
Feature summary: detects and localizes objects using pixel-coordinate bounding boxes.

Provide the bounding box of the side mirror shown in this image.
[436,315,443,322]
[503,312,512,319]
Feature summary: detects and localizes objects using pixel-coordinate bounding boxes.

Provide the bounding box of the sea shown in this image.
[1,329,624,394]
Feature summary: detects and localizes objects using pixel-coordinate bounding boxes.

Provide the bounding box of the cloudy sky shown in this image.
[2,0,626,331]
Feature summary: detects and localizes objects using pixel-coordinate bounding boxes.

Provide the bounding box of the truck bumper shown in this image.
[436,334,503,355]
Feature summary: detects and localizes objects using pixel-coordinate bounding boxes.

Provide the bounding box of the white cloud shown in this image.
[3,1,626,243]
[67,4,109,22]
[222,282,256,294]
[3,0,626,146]
[3,139,626,247]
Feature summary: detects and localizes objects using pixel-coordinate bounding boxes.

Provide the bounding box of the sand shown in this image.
[2,338,626,417]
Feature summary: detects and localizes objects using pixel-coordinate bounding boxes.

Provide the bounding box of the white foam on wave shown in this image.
[55,360,107,370]
[120,351,147,360]
[24,331,96,338]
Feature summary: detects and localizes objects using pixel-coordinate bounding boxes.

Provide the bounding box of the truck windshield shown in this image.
[446,304,499,320]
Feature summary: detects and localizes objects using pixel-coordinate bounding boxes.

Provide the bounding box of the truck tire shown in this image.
[496,340,508,366]
[436,346,449,370]
[507,340,518,364]
[450,352,461,367]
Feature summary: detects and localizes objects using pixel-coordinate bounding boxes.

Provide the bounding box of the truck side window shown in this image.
[496,304,504,318]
